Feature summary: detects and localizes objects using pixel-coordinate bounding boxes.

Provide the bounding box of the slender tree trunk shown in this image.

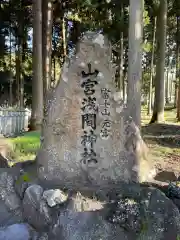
[117,3,124,98]
[53,57,56,82]
[117,32,124,96]
[19,11,24,109]
[42,0,53,99]
[165,68,169,103]
[70,20,81,46]
[148,16,156,115]
[123,45,128,102]
[52,26,56,84]
[127,0,143,128]
[165,45,170,104]
[176,14,180,120]
[30,0,44,130]
[9,24,13,106]
[174,82,178,108]
[169,77,173,102]
[62,16,67,62]
[15,37,20,107]
[150,0,167,123]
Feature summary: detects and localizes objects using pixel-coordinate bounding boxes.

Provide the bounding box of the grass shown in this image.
[141,106,180,125]
[9,131,40,162]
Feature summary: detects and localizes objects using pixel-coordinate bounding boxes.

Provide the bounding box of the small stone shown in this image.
[43,189,68,207]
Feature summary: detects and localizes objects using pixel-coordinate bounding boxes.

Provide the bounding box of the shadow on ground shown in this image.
[142,123,180,149]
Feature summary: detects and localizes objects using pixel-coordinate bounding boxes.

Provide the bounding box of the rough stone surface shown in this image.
[0,170,23,226]
[167,183,180,199]
[0,223,30,240]
[43,189,68,207]
[37,232,49,240]
[107,198,142,233]
[106,187,180,239]
[0,199,22,227]
[22,184,53,231]
[37,31,150,188]
[51,210,133,240]
[172,198,180,211]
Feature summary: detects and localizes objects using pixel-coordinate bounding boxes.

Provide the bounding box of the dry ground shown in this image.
[142,107,180,176]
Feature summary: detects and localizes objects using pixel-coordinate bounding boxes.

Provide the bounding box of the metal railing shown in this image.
[0,109,31,137]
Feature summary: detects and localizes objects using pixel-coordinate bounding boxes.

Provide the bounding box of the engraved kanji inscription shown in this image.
[81,63,99,78]
[81,148,97,164]
[81,130,97,148]
[81,97,98,112]
[82,113,96,130]
[101,88,111,99]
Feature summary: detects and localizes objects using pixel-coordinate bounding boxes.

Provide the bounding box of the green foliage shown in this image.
[143,42,152,52]
[177,235,180,240]
[15,172,31,186]
[0,0,178,104]
[20,172,31,182]
[140,220,148,234]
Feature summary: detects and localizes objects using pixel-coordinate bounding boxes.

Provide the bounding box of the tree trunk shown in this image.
[19,20,24,109]
[52,26,56,85]
[15,36,20,107]
[148,16,156,115]
[62,16,67,62]
[42,0,53,99]
[117,3,124,98]
[165,45,170,104]
[123,45,128,102]
[30,0,44,130]
[165,68,169,104]
[150,0,167,124]
[9,24,13,106]
[176,14,180,120]
[70,20,81,46]
[174,82,178,108]
[127,0,143,128]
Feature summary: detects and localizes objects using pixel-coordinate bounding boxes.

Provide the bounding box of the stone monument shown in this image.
[37,31,144,188]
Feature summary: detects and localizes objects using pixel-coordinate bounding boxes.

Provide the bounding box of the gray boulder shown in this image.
[22,184,53,231]
[106,187,180,240]
[51,210,133,240]
[0,170,23,226]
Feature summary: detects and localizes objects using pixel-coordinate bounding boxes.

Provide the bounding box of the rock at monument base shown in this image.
[0,223,30,240]
[37,232,49,240]
[106,187,180,240]
[0,167,179,240]
[0,199,22,227]
[51,210,133,240]
[0,170,23,227]
[23,184,54,231]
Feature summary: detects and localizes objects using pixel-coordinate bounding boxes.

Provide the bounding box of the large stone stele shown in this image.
[37,31,145,188]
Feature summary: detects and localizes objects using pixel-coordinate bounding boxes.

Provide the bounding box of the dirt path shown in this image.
[142,123,180,175]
